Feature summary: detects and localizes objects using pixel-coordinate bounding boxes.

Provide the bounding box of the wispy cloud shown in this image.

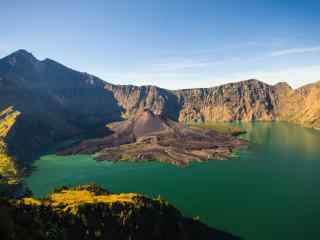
[95,41,320,89]
[269,46,320,57]
[100,63,320,90]
[150,44,320,73]
[142,40,288,72]
[150,58,227,71]
[152,41,262,57]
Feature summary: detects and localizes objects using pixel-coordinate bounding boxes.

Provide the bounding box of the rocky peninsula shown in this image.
[59,110,247,166]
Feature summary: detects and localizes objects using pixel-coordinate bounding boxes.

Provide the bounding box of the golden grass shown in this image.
[22,190,139,215]
[0,107,20,138]
[0,107,21,182]
[21,197,42,206]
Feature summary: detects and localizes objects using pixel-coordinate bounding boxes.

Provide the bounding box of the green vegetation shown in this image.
[189,122,246,136]
[0,107,21,184]
[0,184,237,240]
[20,184,167,216]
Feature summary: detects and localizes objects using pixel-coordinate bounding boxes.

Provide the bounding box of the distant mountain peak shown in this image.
[3,49,38,66]
[10,49,36,59]
[241,79,266,85]
[13,49,32,55]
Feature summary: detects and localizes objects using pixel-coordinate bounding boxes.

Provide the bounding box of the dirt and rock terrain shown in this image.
[59,109,247,166]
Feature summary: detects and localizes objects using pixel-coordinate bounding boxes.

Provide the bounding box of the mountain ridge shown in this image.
[107,77,320,128]
[0,49,319,176]
[0,50,122,177]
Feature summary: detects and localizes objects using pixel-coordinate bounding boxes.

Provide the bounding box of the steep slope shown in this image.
[107,79,320,128]
[105,83,181,120]
[0,184,241,240]
[275,81,320,128]
[106,80,278,124]
[175,79,277,123]
[0,50,122,173]
[0,107,20,182]
[0,50,121,126]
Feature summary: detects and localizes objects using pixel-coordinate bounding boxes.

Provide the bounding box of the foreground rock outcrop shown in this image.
[60,110,247,166]
[0,184,241,240]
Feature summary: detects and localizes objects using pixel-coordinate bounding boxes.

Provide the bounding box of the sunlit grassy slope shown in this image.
[189,122,246,136]
[0,184,238,240]
[23,186,140,214]
[0,107,20,182]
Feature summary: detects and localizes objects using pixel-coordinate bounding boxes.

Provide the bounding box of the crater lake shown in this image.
[26,123,320,240]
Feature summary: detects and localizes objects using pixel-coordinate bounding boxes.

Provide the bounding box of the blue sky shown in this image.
[1,0,320,89]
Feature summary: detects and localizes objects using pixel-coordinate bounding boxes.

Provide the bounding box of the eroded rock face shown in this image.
[275,81,320,128]
[106,80,277,123]
[106,79,320,128]
[60,110,247,166]
[105,84,181,121]
[175,79,277,123]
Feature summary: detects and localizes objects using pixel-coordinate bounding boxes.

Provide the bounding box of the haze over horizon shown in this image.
[1,0,320,89]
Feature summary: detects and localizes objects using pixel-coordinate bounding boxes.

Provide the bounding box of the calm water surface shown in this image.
[26,123,320,240]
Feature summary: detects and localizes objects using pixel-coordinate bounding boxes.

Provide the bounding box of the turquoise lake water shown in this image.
[26,123,320,240]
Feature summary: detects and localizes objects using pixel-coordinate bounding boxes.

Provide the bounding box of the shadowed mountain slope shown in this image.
[105,84,181,121]
[0,50,122,174]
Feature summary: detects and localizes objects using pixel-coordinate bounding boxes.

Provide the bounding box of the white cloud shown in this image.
[147,44,320,73]
[269,46,320,57]
[86,41,320,90]
[152,41,265,57]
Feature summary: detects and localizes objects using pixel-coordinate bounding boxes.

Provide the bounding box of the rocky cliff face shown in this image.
[275,81,320,128]
[175,79,277,123]
[105,83,181,121]
[106,80,280,124]
[107,79,320,128]
[106,79,279,124]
